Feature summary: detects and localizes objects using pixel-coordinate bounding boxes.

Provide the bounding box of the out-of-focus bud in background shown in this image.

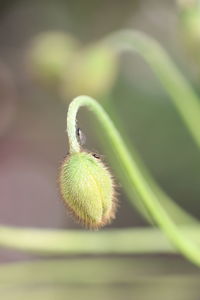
[27,31,79,86]
[177,0,200,68]
[61,43,118,99]
[27,32,118,100]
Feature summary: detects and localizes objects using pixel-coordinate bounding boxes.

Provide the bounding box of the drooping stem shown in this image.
[67,100,81,153]
[66,30,200,226]
[107,30,200,150]
[66,96,200,266]
[102,97,197,225]
[105,29,200,225]
[101,30,200,225]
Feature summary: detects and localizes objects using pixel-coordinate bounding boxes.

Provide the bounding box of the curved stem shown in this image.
[103,98,197,224]
[102,30,200,225]
[67,95,200,266]
[67,100,81,153]
[66,30,199,226]
[107,30,200,150]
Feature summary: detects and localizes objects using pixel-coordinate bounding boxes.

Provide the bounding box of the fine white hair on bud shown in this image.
[59,151,116,228]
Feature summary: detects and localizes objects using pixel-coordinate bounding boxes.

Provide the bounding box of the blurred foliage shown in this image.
[27,31,79,86]
[0,257,200,300]
[27,31,118,99]
[178,0,200,74]
[61,43,118,99]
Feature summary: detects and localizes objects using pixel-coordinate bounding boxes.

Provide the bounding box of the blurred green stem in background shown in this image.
[2,257,200,290]
[107,30,200,150]
[1,257,199,299]
[0,225,200,255]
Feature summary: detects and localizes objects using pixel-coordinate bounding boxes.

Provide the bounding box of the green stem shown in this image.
[66,96,200,266]
[107,30,200,150]
[67,100,81,153]
[66,30,200,225]
[104,97,197,224]
[0,225,200,255]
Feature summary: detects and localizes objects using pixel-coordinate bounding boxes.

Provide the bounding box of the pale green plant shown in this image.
[1,30,200,267]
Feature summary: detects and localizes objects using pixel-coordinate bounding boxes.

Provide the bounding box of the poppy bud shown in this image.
[59,151,116,228]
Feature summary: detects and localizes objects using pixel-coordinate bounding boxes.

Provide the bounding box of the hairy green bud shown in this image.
[59,151,116,228]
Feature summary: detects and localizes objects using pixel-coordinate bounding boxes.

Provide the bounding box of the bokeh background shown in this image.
[0,0,200,299]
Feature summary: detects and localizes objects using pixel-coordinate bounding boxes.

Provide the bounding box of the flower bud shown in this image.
[61,43,118,99]
[27,31,79,85]
[59,151,116,228]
